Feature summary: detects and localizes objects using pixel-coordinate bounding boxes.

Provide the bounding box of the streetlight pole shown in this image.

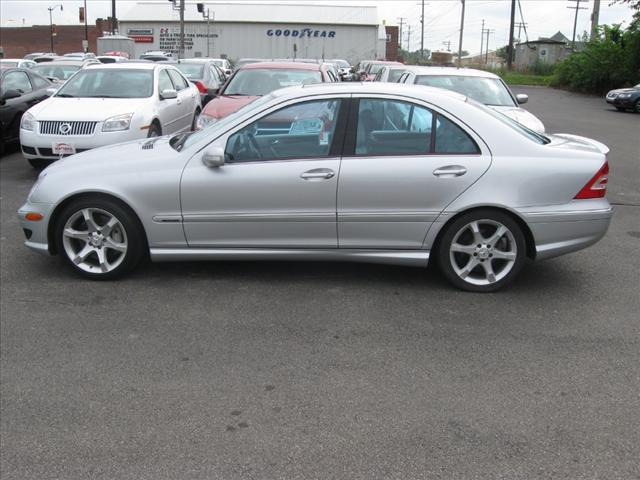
[48,4,63,53]
[84,0,89,52]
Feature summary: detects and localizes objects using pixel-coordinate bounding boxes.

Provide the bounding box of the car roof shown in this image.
[33,60,87,66]
[84,62,160,70]
[0,59,27,62]
[272,81,467,102]
[241,61,321,71]
[402,66,500,79]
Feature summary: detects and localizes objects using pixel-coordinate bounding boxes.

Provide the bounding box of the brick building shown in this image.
[384,25,399,61]
[0,19,115,57]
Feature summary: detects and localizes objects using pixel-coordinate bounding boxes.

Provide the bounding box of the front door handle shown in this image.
[433,165,467,177]
[300,168,335,180]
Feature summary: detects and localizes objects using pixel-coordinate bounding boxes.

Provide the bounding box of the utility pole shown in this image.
[83,0,88,52]
[590,0,600,40]
[197,3,212,57]
[420,0,425,58]
[111,0,116,34]
[406,25,412,53]
[484,28,494,65]
[515,21,528,42]
[567,0,588,51]
[398,17,407,52]
[179,0,185,58]
[480,19,485,60]
[442,40,451,51]
[457,0,465,67]
[507,0,516,70]
[48,4,63,53]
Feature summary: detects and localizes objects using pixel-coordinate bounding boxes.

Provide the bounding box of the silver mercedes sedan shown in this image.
[19,83,612,292]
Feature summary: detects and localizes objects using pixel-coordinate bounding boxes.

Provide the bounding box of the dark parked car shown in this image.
[161,60,226,106]
[0,68,52,155]
[605,84,640,112]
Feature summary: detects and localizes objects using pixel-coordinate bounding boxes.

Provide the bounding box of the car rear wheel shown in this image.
[55,198,145,280]
[436,210,527,292]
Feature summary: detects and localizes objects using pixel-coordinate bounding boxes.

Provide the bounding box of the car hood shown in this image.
[491,106,545,134]
[28,97,150,121]
[546,133,610,155]
[608,88,638,95]
[201,95,260,119]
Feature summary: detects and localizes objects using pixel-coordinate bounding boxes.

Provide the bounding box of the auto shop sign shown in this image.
[128,28,154,43]
[267,28,336,38]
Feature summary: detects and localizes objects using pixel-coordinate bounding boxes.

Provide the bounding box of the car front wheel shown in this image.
[55,198,145,279]
[436,210,527,292]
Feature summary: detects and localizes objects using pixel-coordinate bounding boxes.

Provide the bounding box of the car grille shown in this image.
[39,121,97,136]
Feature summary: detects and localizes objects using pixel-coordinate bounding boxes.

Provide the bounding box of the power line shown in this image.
[567,0,588,51]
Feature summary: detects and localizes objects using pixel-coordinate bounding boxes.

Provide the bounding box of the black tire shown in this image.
[147,122,161,138]
[436,209,527,292]
[54,197,146,280]
[191,108,201,131]
[28,158,52,169]
[634,100,640,113]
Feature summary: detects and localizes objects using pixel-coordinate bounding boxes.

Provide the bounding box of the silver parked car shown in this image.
[18,83,612,291]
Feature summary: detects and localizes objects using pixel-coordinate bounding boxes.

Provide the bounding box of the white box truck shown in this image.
[96,35,135,58]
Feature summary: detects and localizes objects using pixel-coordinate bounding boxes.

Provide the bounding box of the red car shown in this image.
[197,61,337,128]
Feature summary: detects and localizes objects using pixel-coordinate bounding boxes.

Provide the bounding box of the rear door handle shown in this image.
[300,168,335,180]
[433,165,467,177]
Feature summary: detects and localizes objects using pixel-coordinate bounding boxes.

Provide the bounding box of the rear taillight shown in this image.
[194,81,207,94]
[574,161,609,199]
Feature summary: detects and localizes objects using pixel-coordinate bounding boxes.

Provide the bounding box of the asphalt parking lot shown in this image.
[1,87,639,479]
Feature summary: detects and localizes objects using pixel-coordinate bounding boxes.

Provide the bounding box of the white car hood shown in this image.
[491,106,545,134]
[28,97,150,122]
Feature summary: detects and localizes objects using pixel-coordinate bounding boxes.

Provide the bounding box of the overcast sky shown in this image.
[0,0,635,55]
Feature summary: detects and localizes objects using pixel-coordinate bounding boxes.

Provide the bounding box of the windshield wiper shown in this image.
[170,131,194,152]
[56,93,75,98]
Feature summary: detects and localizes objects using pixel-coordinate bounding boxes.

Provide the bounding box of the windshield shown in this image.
[223,68,322,96]
[333,60,349,68]
[55,69,153,98]
[177,94,276,150]
[174,63,205,79]
[471,99,549,144]
[415,75,515,107]
[33,63,80,80]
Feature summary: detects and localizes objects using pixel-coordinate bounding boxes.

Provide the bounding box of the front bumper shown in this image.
[20,125,144,160]
[610,97,637,108]
[517,199,613,260]
[18,201,56,254]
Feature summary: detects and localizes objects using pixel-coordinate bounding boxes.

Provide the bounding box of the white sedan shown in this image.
[20,63,201,168]
[398,66,545,133]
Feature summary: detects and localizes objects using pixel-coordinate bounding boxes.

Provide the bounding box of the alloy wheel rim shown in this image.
[449,219,517,286]
[62,208,128,274]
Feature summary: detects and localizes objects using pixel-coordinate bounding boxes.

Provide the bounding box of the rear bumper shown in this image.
[517,199,613,260]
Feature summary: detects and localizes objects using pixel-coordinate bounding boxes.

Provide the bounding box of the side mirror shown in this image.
[516,93,529,105]
[160,88,178,100]
[202,145,225,167]
[224,69,232,76]
[1,89,22,102]
[45,87,58,96]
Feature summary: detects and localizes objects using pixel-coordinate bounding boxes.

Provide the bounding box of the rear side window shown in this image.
[353,98,480,156]
[356,99,433,155]
[434,115,479,154]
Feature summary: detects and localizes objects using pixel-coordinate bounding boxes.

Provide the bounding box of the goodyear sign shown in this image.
[267,28,336,38]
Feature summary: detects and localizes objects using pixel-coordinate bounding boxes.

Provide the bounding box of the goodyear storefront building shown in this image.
[118,2,383,64]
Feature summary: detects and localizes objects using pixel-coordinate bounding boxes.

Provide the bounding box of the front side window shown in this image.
[31,73,50,89]
[3,71,33,93]
[225,99,341,163]
[167,69,189,91]
[356,99,433,155]
[158,69,174,92]
[55,69,153,98]
[33,64,80,81]
[388,69,406,83]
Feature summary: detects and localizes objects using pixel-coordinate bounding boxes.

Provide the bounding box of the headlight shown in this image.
[28,172,47,201]
[102,113,133,132]
[618,93,631,98]
[21,112,36,131]
[196,114,218,130]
